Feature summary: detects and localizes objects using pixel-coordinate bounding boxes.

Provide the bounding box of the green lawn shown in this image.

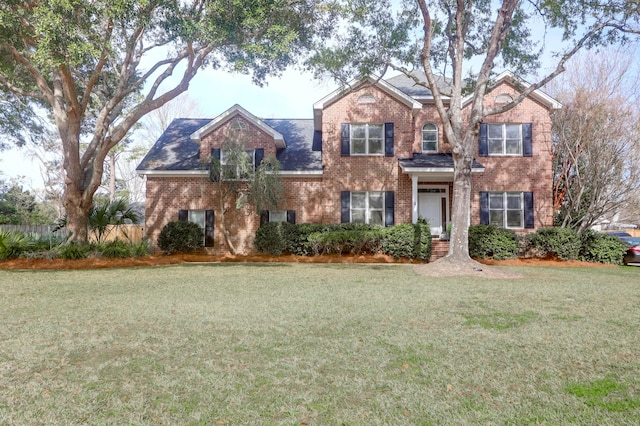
[0,263,639,425]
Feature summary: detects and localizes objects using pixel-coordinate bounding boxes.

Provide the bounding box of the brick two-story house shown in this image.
[137,71,560,254]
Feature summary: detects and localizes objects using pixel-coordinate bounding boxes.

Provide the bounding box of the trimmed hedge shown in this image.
[468,225,519,260]
[578,230,628,265]
[157,221,204,254]
[256,222,432,261]
[524,227,581,260]
[381,222,431,260]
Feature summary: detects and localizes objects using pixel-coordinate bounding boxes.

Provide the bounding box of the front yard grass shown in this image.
[0,264,638,424]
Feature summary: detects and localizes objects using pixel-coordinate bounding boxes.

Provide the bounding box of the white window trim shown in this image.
[350,124,384,156]
[487,123,523,156]
[422,123,438,152]
[350,191,385,225]
[489,192,524,229]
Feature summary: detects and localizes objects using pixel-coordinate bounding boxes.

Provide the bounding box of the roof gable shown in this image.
[461,71,562,110]
[313,76,422,131]
[190,104,286,148]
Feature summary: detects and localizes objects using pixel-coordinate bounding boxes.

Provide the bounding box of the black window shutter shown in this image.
[384,123,394,157]
[210,148,221,182]
[524,192,534,229]
[385,191,395,226]
[205,210,215,247]
[479,192,489,225]
[341,191,350,223]
[254,148,264,169]
[287,210,296,224]
[522,123,533,157]
[178,210,188,222]
[341,123,350,156]
[478,123,488,157]
[260,210,269,226]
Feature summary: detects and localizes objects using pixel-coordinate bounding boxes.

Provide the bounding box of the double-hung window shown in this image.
[489,192,524,228]
[220,149,255,180]
[350,191,384,225]
[351,124,384,155]
[488,124,522,155]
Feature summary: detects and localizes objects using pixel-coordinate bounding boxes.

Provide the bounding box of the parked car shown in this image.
[620,236,640,266]
[605,231,633,238]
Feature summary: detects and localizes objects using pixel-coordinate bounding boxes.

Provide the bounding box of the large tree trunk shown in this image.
[63,184,91,243]
[447,153,473,262]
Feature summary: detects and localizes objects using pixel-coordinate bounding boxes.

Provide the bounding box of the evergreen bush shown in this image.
[157,221,204,254]
[468,225,519,260]
[307,228,383,255]
[381,222,431,260]
[578,230,628,265]
[254,222,287,256]
[524,227,581,260]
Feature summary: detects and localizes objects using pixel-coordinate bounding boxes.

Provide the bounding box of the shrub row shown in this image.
[0,229,150,260]
[255,222,432,261]
[468,225,628,264]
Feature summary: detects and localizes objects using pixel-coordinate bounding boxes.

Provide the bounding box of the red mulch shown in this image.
[0,253,613,270]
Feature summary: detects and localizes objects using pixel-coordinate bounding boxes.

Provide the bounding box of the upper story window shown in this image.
[210,147,264,182]
[478,123,532,157]
[341,123,394,157]
[220,149,255,180]
[422,123,438,152]
[488,124,522,155]
[351,124,384,155]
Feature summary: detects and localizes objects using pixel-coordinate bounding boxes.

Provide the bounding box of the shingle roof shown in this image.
[136,118,320,172]
[263,119,321,171]
[399,153,484,169]
[136,118,210,171]
[386,71,451,98]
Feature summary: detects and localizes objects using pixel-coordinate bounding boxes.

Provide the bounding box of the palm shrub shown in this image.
[89,198,141,243]
[0,229,35,260]
[578,230,628,264]
[158,221,204,254]
[468,225,519,260]
[57,242,90,260]
[97,240,133,258]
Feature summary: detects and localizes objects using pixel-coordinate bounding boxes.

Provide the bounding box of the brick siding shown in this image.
[143,80,555,253]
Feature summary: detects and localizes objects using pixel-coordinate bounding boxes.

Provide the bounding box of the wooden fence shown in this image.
[0,224,145,243]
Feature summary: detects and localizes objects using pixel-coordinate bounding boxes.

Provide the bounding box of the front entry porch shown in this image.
[399,153,485,237]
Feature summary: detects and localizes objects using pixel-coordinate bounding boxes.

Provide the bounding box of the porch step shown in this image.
[430,239,450,262]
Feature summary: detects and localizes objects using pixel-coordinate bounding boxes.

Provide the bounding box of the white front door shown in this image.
[418,187,448,235]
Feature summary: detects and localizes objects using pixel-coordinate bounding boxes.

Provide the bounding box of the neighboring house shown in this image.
[137,71,560,254]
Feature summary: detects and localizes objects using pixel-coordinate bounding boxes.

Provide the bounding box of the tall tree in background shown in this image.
[551,50,640,232]
[309,0,640,268]
[0,0,333,242]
